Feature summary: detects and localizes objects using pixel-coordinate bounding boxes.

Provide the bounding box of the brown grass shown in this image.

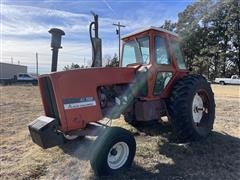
[0,84,239,180]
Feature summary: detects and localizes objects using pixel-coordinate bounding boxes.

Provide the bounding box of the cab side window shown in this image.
[170,40,186,69]
[154,36,170,65]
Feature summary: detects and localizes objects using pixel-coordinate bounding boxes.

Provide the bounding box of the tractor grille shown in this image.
[42,77,60,124]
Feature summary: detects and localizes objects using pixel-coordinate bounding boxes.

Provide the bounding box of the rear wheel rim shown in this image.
[192,93,204,123]
[107,142,129,170]
[192,90,211,129]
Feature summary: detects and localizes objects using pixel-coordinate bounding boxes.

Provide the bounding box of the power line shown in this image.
[113,22,126,61]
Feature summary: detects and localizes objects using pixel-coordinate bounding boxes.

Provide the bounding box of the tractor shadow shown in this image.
[133,119,177,141]
[89,130,240,180]
[59,137,95,160]
[59,126,106,161]
[58,120,173,161]
[58,122,240,179]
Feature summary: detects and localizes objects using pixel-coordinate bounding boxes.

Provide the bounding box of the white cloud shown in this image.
[1,3,177,73]
[1,4,168,37]
[2,4,91,36]
[1,4,120,73]
[2,37,118,73]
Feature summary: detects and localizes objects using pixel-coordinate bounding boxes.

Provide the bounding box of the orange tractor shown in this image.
[29,14,215,176]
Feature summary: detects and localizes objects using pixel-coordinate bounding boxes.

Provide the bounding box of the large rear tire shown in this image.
[168,74,215,142]
[90,127,136,176]
[123,112,138,126]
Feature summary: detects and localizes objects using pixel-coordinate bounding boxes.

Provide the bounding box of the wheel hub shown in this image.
[107,142,129,170]
[192,93,204,123]
[110,148,117,156]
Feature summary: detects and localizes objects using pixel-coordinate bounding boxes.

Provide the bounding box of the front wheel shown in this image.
[168,74,215,142]
[90,127,136,176]
[63,134,79,140]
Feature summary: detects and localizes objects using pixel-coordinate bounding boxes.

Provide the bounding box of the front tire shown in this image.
[90,127,136,176]
[168,74,215,142]
[63,134,79,140]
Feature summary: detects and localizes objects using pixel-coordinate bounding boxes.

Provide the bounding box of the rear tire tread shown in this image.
[168,74,215,142]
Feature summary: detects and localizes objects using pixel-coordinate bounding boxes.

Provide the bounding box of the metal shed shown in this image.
[0,62,27,80]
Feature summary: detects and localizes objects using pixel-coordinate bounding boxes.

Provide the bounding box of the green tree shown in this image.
[226,0,240,76]
[160,20,177,31]
[63,63,80,71]
[105,53,119,67]
[161,0,239,80]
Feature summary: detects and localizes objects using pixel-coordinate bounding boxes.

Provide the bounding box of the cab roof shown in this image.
[122,26,178,39]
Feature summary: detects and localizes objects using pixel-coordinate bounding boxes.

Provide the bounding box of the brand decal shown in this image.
[63,97,96,109]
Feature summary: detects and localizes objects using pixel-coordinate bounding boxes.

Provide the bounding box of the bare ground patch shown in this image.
[0,84,239,180]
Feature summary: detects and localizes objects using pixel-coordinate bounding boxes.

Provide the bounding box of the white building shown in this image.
[0,62,27,80]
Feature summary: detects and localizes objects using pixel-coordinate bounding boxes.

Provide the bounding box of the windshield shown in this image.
[122,36,150,67]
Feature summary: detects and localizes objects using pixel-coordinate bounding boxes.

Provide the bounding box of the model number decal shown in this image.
[63,97,96,109]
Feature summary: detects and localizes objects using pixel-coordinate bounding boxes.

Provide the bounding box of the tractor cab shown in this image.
[121,27,188,99]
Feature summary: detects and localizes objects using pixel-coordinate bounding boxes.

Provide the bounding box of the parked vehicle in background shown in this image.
[215,75,240,85]
[0,62,27,85]
[0,73,38,85]
[14,73,38,85]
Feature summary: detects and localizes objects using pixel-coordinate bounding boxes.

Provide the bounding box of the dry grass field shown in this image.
[0,84,239,180]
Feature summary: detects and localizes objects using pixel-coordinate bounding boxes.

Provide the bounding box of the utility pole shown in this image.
[36,52,38,76]
[113,22,126,61]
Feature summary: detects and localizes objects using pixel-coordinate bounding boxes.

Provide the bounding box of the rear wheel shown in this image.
[90,127,136,176]
[220,81,225,85]
[168,74,215,142]
[123,112,137,126]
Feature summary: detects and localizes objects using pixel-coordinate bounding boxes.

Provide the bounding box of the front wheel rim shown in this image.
[107,142,129,170]
[63,134,78,140]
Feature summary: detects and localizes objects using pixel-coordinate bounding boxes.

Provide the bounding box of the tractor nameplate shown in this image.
[63,97,96,109]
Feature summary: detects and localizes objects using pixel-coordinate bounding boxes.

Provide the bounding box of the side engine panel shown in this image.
[39,67,136,132]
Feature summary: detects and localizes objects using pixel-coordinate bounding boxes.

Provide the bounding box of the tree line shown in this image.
[161,0,239,80]
[63,53,119,70]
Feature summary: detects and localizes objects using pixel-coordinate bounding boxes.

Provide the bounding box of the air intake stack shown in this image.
[49,28,65,72]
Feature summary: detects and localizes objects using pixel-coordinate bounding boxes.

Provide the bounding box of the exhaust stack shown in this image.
[89,12,102,67]
[49,28,65,72]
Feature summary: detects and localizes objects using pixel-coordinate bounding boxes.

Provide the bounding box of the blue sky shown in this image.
[1,0,194,73]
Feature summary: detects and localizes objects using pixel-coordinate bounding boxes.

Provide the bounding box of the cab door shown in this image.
[151,33,175,98]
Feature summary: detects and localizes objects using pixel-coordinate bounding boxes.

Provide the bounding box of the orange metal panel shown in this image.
[39,67,136,132]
